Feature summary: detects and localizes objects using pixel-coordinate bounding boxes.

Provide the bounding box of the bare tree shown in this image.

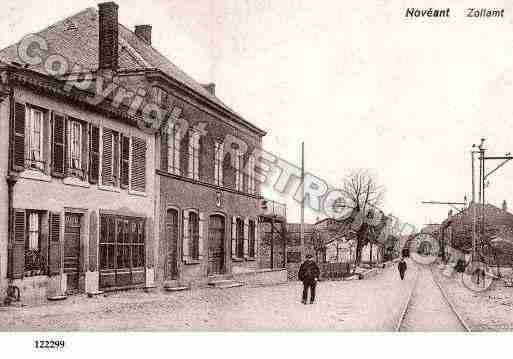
[340,169,385,265]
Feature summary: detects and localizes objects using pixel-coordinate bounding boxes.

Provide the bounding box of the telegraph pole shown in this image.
[300,142,305,260]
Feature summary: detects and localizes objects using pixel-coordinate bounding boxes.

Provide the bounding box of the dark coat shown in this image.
[298,260,320,282]
[398,260,407,273]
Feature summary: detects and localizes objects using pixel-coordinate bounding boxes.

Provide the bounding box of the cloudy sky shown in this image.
[3,0,513,229]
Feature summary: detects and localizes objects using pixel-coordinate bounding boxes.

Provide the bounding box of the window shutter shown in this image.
[130,136,146,192]
[120,135,130,188]
[52,114,66,177]
[145,218,153,268]
[231,216,237,258]
[182,210,190,262]
[9,209,25,279]
[89,210,98,271]
[161,125,168,171]
[89,124,100,184]
[255,222,259,258]
[48,212,62,276]
[81,122,89,180]
[243,218,249,258]
[12,103,26,171]
[198,212,205,259]
[102,128,113,185]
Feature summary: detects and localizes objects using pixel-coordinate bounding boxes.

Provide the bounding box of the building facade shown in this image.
[0,2,280,302]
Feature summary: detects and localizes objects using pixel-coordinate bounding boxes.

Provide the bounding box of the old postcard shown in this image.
[0,0,513,356]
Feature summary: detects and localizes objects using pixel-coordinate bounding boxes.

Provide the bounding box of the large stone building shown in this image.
[0,2,282,303]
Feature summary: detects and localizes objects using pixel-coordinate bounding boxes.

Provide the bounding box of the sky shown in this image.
[2,0,513,229]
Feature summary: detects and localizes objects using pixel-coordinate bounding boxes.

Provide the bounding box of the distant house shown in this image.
[440,201,513,265]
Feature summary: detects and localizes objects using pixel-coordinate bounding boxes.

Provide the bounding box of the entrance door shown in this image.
[165,209,179,280]
[64,213,81,292]
[208,215,225,275]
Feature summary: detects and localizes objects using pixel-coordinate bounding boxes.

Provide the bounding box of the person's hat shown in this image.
[306,254,313,259]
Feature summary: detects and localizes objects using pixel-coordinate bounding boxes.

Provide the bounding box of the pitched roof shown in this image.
[0,7,266,135]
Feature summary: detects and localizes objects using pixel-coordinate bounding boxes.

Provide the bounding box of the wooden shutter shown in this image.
[243,218,249,258]
[9,209,25,279]
[160,125,168,171]
[48,212,61,276]
[130,136,146,192]
[182,210,190,262]
[120,135,130,188]
[89,211,98,272]
[12,102,26,171]
[145,218,152,268]
[231,216,237,258]
[89,124,100,184]
[51,113,66,177]
[102,128,113,185]
[198,212,205,259]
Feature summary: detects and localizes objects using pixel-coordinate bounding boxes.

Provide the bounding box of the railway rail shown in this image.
[395,263,470,332]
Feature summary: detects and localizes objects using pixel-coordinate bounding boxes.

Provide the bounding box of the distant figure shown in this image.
[398,257,407,280]
[298,254,320,304]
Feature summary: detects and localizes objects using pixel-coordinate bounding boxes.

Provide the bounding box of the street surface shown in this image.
[0,263,417,331]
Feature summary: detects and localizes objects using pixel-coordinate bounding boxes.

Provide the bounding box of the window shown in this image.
[167,122,181,175]
[102,129,126,187]
[99,215,146,289]
[153,87,169,109]
[235,149,244,191]
[214,142,224,186]
[248,220,256,258]
[27,108,45,170]
[236,218,244,258]
[189,212,200,260]
[188,130,200,180]
[68,119,82,174]
[25,211,45,273]
[247,155,256,194]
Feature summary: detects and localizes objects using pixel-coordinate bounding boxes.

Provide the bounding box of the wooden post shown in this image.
[270,217,274,269]
[282,221,286,268]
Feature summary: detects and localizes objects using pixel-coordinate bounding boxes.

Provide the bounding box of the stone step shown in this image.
[164,285,190,292]
[208,279,244,289]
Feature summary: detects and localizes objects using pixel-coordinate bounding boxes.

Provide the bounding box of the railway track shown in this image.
[395,263,470,332]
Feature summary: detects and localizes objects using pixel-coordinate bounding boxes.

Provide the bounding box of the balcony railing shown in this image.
[260,199,287,219]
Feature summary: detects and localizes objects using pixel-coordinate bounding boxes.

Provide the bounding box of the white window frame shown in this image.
[27,211,40,251]
[247,155,255,194]
[167,122,181,175]
[188,130,200,180]
[68,119,82,171]
[214,141,224,186]
[27,107,44,170]
[235,149,244,192]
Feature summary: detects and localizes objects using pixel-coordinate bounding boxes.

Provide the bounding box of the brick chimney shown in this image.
[135,25,152,45]
[503,200,508,212]
[203,83,215,95]
[98,2,119,72]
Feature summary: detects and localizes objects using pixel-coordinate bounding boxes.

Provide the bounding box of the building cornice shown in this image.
[145,69,267,137]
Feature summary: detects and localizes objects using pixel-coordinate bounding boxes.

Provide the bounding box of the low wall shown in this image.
[233,268,287,287]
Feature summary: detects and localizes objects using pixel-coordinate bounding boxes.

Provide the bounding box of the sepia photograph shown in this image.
[1,0,513,356]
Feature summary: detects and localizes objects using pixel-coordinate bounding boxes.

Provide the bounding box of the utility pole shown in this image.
[300,142,305,260]
[475,138,512,264]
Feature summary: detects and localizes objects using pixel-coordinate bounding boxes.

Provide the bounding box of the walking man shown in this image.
[398,257,407,280]
[298,254,320,304]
